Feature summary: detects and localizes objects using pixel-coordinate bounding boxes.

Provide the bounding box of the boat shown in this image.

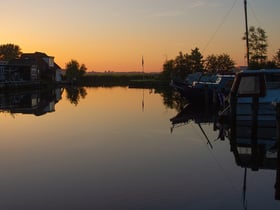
[223,69,280,124]
[170,73,235,105]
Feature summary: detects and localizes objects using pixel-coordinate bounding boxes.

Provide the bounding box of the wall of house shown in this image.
[43,57,54,68]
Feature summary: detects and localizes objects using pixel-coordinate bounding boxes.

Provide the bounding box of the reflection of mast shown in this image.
[142,89,144,112]
[198,123,213,149]
[141,56,145,112]
[242,168,248,210]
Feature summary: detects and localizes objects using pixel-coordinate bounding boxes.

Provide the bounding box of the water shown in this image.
[0,86,279,210]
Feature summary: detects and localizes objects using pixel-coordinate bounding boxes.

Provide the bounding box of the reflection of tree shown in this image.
[155,87,188,112]
[65,86,87,106]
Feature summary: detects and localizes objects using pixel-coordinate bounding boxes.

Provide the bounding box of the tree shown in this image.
[243,26,268,68]
[160,48,204,80]
[161,59,175,81]
[189,47,204,73]
[204,54,235,73]
[0,43,22,61]
[65,59,86,81]
[273,49,280,68]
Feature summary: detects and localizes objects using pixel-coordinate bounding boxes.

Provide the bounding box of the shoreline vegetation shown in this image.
[0,72,169,92]
[79,72,168,88]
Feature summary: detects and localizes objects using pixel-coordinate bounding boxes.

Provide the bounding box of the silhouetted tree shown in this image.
[204,54,235,73]
[161,59,175,81]
[243,26,268,69]
[160,48,204,80]
[273,49,280,68]
[65,59,86,82]
[0,43,22,61]
[189,47,204,73]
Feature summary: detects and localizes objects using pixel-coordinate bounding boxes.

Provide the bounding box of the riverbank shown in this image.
[0,72,169,91]
[78,72,169,88]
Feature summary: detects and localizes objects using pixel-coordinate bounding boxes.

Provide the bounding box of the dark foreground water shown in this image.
[0,87,279,210]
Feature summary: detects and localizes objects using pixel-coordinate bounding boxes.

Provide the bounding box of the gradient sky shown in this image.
[1,0,280,72]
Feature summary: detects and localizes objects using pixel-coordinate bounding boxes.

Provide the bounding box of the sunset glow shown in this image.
[2,0,280,72]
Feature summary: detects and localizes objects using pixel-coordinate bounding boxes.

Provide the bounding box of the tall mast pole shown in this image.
[244,0,250,67]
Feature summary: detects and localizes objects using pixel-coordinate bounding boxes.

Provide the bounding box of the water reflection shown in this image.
[155,87,189,112]
[169,97,280,208]
[225,111,280,205]
[0,88,63,116]
[1,86,280,209]
[65,86,87,106]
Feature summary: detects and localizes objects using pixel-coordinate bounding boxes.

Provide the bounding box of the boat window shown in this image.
[266,73,280,89]
[266,73,280,82]
[237,76,260,95]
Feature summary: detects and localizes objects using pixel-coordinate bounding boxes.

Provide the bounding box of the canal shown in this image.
[0,87,279,210]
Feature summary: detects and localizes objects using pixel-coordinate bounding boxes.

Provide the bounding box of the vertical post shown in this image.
[275,103,280,200]
[142,56,144,79]
[244,0,250,67]
[251,96,259,171]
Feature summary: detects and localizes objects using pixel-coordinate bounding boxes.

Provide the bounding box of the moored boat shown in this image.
[170,73,234,105]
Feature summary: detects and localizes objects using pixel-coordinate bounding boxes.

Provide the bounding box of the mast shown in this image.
[244,0,250,67]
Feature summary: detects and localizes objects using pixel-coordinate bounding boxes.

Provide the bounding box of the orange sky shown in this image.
[1,0,280,72]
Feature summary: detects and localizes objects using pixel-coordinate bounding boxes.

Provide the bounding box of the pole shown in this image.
[244,0,250,67]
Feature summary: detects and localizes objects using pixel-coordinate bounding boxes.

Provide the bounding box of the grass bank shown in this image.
[78,72,169,87]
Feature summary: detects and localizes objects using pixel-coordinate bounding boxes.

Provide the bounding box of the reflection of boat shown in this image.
[217,71,280,201]
[0,88,63,116]
[170,73,234,105]
[170,103,217,148]
[170,103,216,126]
[225,114,280,203]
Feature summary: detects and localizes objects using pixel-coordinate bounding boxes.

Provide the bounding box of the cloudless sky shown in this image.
[1,0,280,72]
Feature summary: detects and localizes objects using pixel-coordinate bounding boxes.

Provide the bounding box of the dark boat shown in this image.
[170,73,234,105]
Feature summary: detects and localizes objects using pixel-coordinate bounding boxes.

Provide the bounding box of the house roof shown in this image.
[21,52,50,59]
[21,52,61,69]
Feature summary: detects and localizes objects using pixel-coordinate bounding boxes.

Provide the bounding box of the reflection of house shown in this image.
[0,88,63,116]
[0,52,62,85]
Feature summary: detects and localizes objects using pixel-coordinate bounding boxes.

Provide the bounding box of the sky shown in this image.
[1,0,280,72]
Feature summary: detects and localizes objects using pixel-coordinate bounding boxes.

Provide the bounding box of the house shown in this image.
[0,61,8,81]
[21,52,62,82]
[0,52,62,85]
[8,59,39,81]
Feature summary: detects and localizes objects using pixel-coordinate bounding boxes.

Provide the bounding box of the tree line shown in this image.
[2,25,280,83]
[161,26,280,81]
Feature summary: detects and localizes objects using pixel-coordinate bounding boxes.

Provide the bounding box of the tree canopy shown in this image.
[273,49,280,68]
[65,59,87,81]
[204,54,235,73]
[161,48,235,81]
[0,43,22,61]
[161,48,204,81]
[243,26,268,69]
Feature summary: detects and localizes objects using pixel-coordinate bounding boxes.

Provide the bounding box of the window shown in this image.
[238,76,260,95]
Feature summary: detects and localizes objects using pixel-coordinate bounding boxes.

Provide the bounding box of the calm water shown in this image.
[0,87,280,210]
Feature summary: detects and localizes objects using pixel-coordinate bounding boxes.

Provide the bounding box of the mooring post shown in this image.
[274,102,280,200]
